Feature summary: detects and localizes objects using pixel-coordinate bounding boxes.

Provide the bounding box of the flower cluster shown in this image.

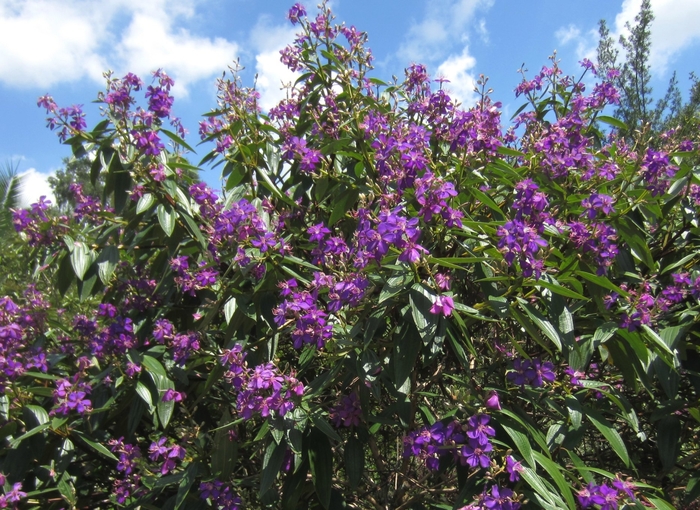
[403,414,496,471]
[220,345,305,419]
[506,357,556,388]
[199,479,242,510]
[109,438,143,504]
[329,392,362,427]
[273,279,334,349]
[0,474,27,509]
[605,273,700,331]
[459,484,521,510]
[148,437,186,475]
[169,256,220,296]
[577,478,638,509]
[52,376,92,416]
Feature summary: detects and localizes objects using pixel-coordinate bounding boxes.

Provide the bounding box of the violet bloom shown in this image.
[506,455,524,482]
[485,391,501,410]
[287,3,306,24]
[430,295,455,316]
[460,438,493,469]
[466,414,495,444]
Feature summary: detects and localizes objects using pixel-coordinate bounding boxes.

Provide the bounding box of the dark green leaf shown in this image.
[344,436,363,489]
[308,429,332,509]
[157,203,176,237]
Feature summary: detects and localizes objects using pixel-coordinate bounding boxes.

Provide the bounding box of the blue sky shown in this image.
[2,0,699,206]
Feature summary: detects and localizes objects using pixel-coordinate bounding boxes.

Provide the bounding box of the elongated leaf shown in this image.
[500,421,536,468]
[175,462,200,510]
[597,115,628,131]
[310,414,342,443]
[308,429,332,509]
[584,406,630,467]
[344,436,364,489]
[72,430,118,461]
[157,203,176,237]
[137,193,156,214]
[70,242,94,281]
[96,245,119,285]
[141,355,167,378]
[533,451,576,510]
[656,415,680,473]
[160,128,197,153]
[519,300,562,351]
[152,373,176,429]
[212,410,237,479]
[260,440,287,497]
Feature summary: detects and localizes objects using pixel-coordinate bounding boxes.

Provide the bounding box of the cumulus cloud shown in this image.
[436,46,479,107]
[0,0,238,95]
[398,0,494,64]
[555,25,582,46]
[553,0,700,76]
[18,168,55,208]
[249,17,299,112]
[613,0,700,74]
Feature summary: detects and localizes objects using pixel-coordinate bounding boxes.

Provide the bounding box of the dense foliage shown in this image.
[2,3,700,509]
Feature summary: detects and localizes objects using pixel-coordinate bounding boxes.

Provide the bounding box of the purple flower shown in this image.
[460,438,493,469]
[430,295,455,316]
[485,391,501,410]
[287,3,306,24]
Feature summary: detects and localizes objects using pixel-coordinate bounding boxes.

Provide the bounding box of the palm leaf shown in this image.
[0,160,25,236]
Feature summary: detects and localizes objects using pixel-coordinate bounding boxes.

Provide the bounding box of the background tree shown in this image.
[48,155,104,211]
[0,160,23,237]
[597,0,700,144]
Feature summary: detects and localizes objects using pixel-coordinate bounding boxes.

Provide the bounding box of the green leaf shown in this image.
[142,355,167,378]
[584,406,630,467]
[575,271,628,297]
[157,203,176,237]
[392,318,421,391]
[500,421,536,468]
[224,296,237,324]
[410,284,437,345]
[70,241,94,280]
[260,440,287,497]
[136,381,155,411]
[175,462,200,510]
[519,300,562,351]
[329,188,359,226]
[310,414,342,443]
[533,451,576,510]
[656,415,680,473]
[96,245,119,285]
[137,193,156,214]
[72,430,118,461]
[344,436,364,489]
[597,115,628,131]
[152,373,176,429]
[160,128,197,153]
[211,410,237,479]
[308,429,333,509]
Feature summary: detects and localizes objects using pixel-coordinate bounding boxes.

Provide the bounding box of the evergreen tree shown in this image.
[48,156,104,212]
[597,0,700,145]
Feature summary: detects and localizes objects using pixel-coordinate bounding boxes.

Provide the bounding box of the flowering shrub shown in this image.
[2,2,700,509]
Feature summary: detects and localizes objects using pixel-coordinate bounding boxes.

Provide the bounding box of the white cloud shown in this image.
[436,46,479,106]
[249,17,299,112]
[398,0,493,64]
[555,25,582,46]
[0,0,239,95]
[553,0,700,77]
[18,168,55,208]
[613,0,700,74]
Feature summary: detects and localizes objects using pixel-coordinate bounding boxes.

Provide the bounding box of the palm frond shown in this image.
[0,160,25,236]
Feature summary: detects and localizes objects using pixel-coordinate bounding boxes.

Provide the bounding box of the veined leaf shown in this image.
[584,406,630,467]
